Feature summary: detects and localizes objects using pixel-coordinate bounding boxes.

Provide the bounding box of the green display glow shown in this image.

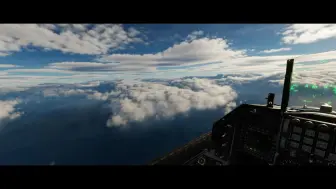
[290,84,299,92]
[312,84,318,89]
[324,84,329,89]
[305,84,309,88]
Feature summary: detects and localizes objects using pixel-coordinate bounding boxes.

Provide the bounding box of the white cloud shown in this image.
[0,73,118,91]
[0,24,144,55]
[261,47,292,53]
[98,37,246,66]
[106,78,237,127]
[1,30,336,88]
[0,52,10,56]
[165,50,336,77]
[41,36,246,73]
[0,100,22,128]
[1,68,336,129]
[295,50,336,62]
[47,62,157,72]
[0,64,22,68]
[186,30,204,41]
[5,68,73,73]
[40,87,112,101]
[282,24,336,44]
[128,27,141,37]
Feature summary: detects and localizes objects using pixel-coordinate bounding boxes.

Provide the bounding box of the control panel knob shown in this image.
[197,157,206,165]
[328,162,336,166]
[318,124,329,132]
[291,118,300,125]
[222,142,228,147]
[304,121,314,129]
[309,154,315,164]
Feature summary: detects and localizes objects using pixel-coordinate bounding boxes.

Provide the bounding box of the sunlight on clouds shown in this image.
[1,27,336,89]
[282,24,336,44]
[97,37,246,66]
[105,78,237,127]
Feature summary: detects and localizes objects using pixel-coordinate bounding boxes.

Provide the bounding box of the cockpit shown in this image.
[151,58,336,166]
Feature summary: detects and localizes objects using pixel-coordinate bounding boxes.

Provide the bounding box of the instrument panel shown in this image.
[278,114,336,165]
[212,104,281,164]
[211,103,336,165]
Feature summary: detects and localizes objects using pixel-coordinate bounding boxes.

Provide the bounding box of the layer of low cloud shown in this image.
[282,24,336,44]
[1,67,336,131]
[3,69,336,128]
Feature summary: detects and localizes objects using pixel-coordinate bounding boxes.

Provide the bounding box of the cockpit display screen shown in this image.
[245,130,273,153]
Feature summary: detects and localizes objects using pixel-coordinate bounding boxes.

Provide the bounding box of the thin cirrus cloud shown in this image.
[260,47,292,54]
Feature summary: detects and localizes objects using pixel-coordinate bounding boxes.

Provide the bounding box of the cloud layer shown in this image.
[1,25,336,89]
[13,78,237,127]
[0,70,334,165]
[3,67,335,130]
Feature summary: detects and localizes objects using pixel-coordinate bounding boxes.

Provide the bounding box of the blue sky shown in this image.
[0,24,336,88]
